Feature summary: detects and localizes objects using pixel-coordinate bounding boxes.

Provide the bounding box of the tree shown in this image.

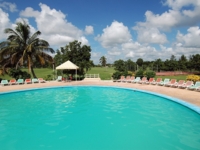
[154,59,162,72]
[136,58,143,69]
[113,59,126,72]
[125,59,135,71]
[0,20,54,78]
[178,55,187,71]
[189,54,200,71]
[99,56,107,67]
[54,40,92,76]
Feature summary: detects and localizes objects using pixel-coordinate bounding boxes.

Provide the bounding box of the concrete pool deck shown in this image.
[0,80,200,107]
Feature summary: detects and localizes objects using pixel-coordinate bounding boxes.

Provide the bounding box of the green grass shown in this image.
[21,68,54,78]
[86,67,115,80]
[155,75,187,81]
[0,67,188,81]
[0,68,55,80]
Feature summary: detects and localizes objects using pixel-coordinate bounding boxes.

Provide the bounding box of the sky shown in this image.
[0,0,200,64]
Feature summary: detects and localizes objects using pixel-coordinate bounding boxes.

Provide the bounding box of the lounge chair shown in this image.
[165,79,176,87]
[25,79,32,84]
[188,81,200,90]
[123,76,131,82]
[32,78,39,84]
[9,79,17,85]
[38,78,46,83]
[138,77,147,84]
[16,79,24,84]
[145,78,155,84]
[158,78,170,86]
[126,76,135,83]
[196,87,200,92]
[57,76,62,82]
[179,81,193,89]
[171,80,185,88]
[1,80,9,86]
[117,76,125,82]
[132,77,141,83]
[151,78,162,85]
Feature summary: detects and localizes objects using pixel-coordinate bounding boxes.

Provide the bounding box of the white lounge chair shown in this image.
[188,81,200,90]
[57,76,62,82]
[132,77,141,83]
[158,78,170,86]
[1,80,9,86]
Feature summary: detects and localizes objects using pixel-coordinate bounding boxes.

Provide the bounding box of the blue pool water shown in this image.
[0,86,200,150]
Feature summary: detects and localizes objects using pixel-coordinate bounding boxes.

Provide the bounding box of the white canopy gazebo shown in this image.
[56,60,79,81]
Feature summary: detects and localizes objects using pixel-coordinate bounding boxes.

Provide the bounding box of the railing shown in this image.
[85,74,99,78]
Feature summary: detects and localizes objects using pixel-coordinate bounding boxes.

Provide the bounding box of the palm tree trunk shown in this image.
[31,65,37,78]
[28,54,37,78]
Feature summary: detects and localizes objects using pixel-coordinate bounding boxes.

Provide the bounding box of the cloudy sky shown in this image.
[0,0,200,64]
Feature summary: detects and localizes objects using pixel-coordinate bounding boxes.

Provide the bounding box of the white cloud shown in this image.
[85,25,94,35]
[133,25,168,44]
[20,7,40,17]
[133,0,200,41]
[96,21,132,48]
[0,1,17,12]
[20,3,87,48]
[176,26,200,48]
[0,8,11,40]
[163,0,198,10]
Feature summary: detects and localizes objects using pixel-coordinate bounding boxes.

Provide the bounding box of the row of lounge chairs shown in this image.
[113,76,200,91]
[0,78,46,86]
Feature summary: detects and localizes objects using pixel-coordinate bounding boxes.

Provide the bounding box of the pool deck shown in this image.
[0,80,200,107]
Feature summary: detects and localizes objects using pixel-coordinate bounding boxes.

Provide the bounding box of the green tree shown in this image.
[125,59,135,71]
[0,20,54,78]
[99,56,107,67]
[113,59,126,72]
[189,54,200,71]
[136,58,143,67]
[154,59,163,72]
[54,40,91,76]
[178,54,187,71]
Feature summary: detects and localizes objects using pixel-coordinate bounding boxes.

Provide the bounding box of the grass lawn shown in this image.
[0,67,188,81]
[21,68,55,79]
[155,75,187,81]
[86,67,115,80]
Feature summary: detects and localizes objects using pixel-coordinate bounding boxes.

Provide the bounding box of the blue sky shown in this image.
[0,0,200,64]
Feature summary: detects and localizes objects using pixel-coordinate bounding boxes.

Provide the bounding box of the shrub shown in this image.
[8,68,31,79]
[44,75,52,81]
[144,70,156,80]
[135,69,144,78]
[112,71,122,79]
[186,75,200,83]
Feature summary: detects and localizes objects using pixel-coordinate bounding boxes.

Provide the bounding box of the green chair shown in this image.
[158,78,170,86]
[1,80,9,86]
[132,77,141,83]
[32,78,39,84]
[16,79,24,85]
[57,76,62,82]
[188,81,200,90]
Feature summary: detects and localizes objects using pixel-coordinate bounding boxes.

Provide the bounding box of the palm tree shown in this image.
[99,56,107,67]
[0,20,55,78]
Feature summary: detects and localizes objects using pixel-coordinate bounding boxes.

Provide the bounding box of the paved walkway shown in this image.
[0,80,200,107]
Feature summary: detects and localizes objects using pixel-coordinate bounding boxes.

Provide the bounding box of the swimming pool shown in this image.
[0,86,200,150]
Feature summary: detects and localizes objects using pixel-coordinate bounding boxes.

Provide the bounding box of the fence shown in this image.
[85,74,100,78]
